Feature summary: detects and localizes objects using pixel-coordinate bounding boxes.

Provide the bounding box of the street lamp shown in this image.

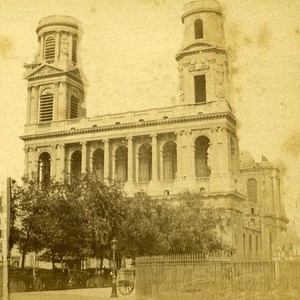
[110,237,118,298]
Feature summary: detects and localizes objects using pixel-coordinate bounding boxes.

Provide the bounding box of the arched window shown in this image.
[44,36,55,62]
[194,19,203,39]
[38,152,51,187]
[71,150,82,178]
[70,95,79,119]
[115,146,128,182]
[40,89,54,122]
[72,37,77,64]
[195,136,210,177]
[138,144,152,182]
[162,141,177,180]
[247,178,258,202]
[93,149,104,181]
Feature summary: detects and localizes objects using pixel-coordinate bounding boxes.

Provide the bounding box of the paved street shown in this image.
[9,287,137,300]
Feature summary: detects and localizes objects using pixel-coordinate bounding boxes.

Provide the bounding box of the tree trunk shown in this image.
[21,249,26,268]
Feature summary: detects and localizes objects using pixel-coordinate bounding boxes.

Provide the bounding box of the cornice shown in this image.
[20,112,236,142]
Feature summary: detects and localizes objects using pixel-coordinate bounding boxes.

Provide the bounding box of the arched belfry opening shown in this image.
[138,144,152,182]
[194,19,203,39]
[39,88,54,122]
[195,136,210,177]
[70,150,82,177]
[115,146,128,182]
[162,141,177,180]
[247,178,258,202]
[93,148,104,181]
[44,36,55,63]
[38,152,51,187]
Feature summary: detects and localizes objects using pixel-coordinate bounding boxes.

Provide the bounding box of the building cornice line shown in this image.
[21,112,236,142]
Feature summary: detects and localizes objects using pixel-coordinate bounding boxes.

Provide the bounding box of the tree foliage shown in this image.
[11,174,232,267]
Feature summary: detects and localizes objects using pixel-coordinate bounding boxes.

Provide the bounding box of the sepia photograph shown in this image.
[0,0,300,299]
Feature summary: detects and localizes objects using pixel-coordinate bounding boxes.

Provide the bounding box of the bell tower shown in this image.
[24,16,86,125]
[176,0,229,106]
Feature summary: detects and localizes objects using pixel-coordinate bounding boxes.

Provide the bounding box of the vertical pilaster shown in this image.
[40,35,44,59]
[24,147,30,175]
[58,82,67,120]
[112,153,116,181]
[104,139,110,182]
[53,82,59,121]
[31,86,38,124]
[26,87,32,124]
[56,144,66,180]
[175,131,182,180]
[69,33,73,63]
[55,31,60,61]
[81,142,87,173]
[127,137,133,182]
[160,148,164,181]
[151,134,158,182]
[136,152,139,182]
[51,145,57,177]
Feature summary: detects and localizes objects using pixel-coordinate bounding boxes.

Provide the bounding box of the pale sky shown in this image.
[0,0,299,225]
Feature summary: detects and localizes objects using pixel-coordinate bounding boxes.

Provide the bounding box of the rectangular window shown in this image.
[194,75,206,103]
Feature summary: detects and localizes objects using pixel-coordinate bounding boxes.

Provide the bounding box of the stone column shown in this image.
[58,82,67,120]
[51,145,57,177]
[135,152,140,182]
[69,33,73,63]
[151,134,158,182]
[271,170,279,213]
[104,139,110,182]
[53,82,59,121]
[160,148,164,181]
[55,31,60,61]
[81,142,88,174]
[24,147,30,175]
[40,34,44,59]
[221,128,230,175]
[175,131,183,180]
[31,86,38,124]
[26,87,32,124]
[112,152,116,181]
[127,137,133,182]
[89,149,94,173]
[56,144,66,180]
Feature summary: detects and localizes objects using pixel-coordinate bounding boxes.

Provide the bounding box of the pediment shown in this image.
[24,64,65,80]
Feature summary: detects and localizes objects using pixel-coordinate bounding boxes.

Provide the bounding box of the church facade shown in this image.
[20,0,288,259]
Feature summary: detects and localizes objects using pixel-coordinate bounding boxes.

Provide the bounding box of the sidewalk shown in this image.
[9,287,137,300]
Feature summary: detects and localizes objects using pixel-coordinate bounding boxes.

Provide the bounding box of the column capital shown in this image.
[126,136,133,141]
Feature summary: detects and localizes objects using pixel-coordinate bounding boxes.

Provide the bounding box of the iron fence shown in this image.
[136,254,300,300]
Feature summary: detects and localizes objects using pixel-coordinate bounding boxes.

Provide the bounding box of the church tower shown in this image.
[24,16,85,126]
[176,0,229,106]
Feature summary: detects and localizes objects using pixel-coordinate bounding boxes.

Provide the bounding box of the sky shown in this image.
[0,0,299,226]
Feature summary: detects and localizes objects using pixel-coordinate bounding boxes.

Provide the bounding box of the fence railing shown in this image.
[136,254,300,300]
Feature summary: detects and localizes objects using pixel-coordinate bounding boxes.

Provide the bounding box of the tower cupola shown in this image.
[36,16,81,69]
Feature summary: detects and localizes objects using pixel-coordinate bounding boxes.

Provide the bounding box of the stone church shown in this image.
[21,0,288,259]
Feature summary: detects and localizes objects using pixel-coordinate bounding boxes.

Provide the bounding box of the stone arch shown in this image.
[70,150,82,177]
[194,136,210,177]
[162,141,177,180]
[92,148,104,181]
[115,145,128,182]
[38,152,51,187]
[138,143,152,182]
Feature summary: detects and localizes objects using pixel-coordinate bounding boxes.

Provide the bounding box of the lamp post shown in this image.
[110,237,118,298]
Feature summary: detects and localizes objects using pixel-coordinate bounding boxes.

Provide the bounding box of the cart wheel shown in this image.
[96,276,104,288]
[18,280,26,292]
[56,279,64,290]
[68,276,77,289]
[117,280,134,295]
[34,277,43,291]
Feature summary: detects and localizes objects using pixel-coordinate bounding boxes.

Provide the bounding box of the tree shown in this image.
[11,174,45,267]
[168,191,232,254]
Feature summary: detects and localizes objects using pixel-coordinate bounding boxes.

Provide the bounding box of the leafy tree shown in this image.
[168,191,232,254]
[11,174,45,267]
